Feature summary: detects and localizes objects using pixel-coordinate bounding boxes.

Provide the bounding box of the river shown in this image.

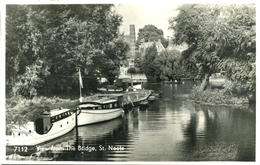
[10,81,256,161]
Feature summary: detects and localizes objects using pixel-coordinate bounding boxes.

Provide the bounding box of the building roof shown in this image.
[167,43,188,52]
[139,41,165,54]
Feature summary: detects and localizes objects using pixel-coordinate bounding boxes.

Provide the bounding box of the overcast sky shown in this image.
[112,1,257,39]
[113,4,180,39]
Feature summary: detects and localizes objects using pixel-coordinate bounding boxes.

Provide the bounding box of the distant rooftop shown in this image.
[118,73,147,83]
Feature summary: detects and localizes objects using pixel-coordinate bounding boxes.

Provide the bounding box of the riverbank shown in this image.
[189,85,251,107]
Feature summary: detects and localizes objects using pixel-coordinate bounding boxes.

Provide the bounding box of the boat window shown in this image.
[103,105,106,109]
[110,104,113,108]
[56,116,58,120]
[114,103,118,108]
[98,106,102,110]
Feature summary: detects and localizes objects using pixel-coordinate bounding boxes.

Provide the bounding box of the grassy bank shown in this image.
[190,85,249,106]
[6,96,80,131]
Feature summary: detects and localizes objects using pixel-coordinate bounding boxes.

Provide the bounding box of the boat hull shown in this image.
[209,78,227,87]
[6,113,76,146]
[148,95,156,101]
[77,108,124,126]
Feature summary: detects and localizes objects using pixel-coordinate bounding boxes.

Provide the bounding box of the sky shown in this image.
[113,4,180,39]
[112,1,258,40]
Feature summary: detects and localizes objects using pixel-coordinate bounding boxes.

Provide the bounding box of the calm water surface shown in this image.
[10,81,256,161]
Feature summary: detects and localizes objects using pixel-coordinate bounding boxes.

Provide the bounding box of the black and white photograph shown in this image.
[1,0,258,163]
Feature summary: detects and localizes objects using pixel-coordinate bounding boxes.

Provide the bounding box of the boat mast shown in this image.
[79,69,83,102]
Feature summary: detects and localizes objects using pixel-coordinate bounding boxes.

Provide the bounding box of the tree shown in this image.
[6,5,31,97]
[140,43,160,82]
[136,24,169,48]
[169,4,256,96]
[6,4,125,97]
[99,36,130,84]
[154,49,182,81]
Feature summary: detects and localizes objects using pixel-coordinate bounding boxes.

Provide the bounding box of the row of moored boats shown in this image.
[6,94,126,146]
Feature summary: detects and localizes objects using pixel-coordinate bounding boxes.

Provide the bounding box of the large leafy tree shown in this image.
[169,4,256,96]
[140,44,160,82]
[154,49,183,81]
[97,36,130,84]
[6,5,31,96]
[136,24,169,48]
[6,4,126,97]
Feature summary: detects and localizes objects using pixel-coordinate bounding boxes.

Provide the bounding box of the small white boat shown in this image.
[139,100,149,109]
[6,108,75,146]
[77,94,125,126]
[97,85,123,93]
[209,72,227,87]
[148,95,156,101]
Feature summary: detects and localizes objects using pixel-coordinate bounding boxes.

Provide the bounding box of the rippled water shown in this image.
[7,81,255,161]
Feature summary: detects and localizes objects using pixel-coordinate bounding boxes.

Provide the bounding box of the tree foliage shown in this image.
[136,24,169,48]
[169,4,256,95]
[140,44,160,82]
[155,49,183,81]
[6,4,127,97]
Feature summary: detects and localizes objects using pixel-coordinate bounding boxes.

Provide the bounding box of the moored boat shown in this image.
[97,85,123,93]
[77,94,125,126]
[148,95,156,101]
[163,80,182,84]
[209,72,227,87]
[151,90,162,98]
[139,100,149,109]
[97,87,123,93]
[6,108,76,146]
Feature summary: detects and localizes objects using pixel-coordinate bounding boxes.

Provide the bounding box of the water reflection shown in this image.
[7,81,255,161]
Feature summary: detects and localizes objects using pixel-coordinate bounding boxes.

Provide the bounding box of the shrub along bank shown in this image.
[190,81,252,106]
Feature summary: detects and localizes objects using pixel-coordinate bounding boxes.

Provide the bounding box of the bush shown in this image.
[6,96,79,126]
[190,82,249,105]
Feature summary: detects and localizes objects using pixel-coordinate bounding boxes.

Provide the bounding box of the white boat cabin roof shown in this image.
[49,108,71,117]
[79,104,100,108]
[81,98,118,105]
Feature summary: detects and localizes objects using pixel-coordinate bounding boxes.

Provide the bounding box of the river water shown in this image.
[9,81,256,161]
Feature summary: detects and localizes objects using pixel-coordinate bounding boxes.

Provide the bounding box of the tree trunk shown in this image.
[199,73,209,91]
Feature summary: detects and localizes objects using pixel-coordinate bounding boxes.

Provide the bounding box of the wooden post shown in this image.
[75,108,79,159]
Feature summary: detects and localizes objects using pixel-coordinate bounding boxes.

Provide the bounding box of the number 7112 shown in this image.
[14,146,28,152]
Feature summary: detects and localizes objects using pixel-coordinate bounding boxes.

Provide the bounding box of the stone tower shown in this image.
[128,25,136,68]
[129,24,136,43]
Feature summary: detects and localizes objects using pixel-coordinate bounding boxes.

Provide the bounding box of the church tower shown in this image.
[129,24,136,43]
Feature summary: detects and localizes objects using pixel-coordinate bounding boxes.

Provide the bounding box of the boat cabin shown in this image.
[79,99,121,110]
[79,94,124,110]
[35,108,73,135]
